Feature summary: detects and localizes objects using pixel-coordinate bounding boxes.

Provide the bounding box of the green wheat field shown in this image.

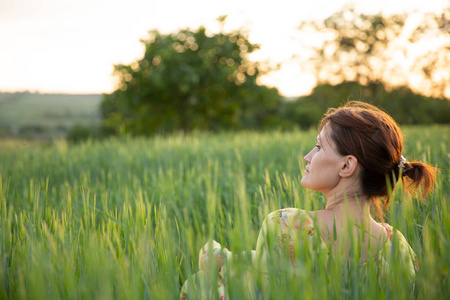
[0,126,449,299]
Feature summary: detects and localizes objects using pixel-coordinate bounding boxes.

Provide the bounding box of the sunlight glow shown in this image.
[0,0,448,96]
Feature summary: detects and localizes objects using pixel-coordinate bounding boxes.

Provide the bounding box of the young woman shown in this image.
[181,101,437,299]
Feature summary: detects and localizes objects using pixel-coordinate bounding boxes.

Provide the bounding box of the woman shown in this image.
[181,101,437,299]
[298,101,436,270]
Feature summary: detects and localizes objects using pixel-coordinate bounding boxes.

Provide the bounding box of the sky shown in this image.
[0,0,448,96]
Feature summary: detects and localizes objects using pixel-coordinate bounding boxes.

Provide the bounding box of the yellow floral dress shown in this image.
[180,208,418,299]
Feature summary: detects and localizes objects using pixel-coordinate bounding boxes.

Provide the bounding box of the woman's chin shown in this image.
[300,177,308,188]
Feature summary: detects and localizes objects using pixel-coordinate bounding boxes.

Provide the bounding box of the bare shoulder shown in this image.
[308,210,335,224]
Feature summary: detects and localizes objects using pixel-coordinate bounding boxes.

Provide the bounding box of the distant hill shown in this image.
[0,92,102,140]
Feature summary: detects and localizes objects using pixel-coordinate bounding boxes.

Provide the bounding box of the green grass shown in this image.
[0,126,448,299]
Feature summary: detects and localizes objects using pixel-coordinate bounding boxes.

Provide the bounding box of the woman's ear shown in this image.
[339,155,358,178]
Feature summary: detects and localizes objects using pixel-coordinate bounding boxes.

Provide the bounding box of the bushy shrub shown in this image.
[66,125,96,144]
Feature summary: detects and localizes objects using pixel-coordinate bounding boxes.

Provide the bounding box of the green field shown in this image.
[0,126,449,299]
[0,93,101,139]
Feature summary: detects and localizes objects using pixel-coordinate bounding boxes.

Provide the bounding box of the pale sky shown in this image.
[0,0,448,96]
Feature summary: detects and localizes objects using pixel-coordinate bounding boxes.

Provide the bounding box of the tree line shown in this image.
[96,9,450,140]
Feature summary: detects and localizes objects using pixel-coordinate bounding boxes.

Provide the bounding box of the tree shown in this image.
[407,8,450,99]
[101,19,283,135]
[296,7,450,99]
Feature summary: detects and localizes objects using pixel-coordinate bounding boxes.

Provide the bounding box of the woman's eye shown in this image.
[315,144,321,150]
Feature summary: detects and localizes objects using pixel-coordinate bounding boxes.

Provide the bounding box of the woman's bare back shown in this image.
[314,209,389,263]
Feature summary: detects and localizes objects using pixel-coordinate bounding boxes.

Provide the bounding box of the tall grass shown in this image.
[0,126,448,299]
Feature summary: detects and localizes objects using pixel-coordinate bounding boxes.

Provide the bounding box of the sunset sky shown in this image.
[0,0,448,96]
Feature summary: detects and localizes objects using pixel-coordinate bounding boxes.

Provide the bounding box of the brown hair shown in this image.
[319,101,437,219]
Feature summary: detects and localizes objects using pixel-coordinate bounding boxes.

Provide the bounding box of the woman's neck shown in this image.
[324,192,372,222]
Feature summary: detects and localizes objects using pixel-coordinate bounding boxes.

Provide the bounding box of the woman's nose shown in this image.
[304,151,312,164]
[304,155,308,163]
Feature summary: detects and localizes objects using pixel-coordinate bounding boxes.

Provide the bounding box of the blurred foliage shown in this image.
[0,92,101,140]
[100,10,450,136]
[3,9,444,140]
[66,124,98,144]
[283,6,450,130]
[297,7,450,99]
[282,82,450,129]
[101,18,284,136]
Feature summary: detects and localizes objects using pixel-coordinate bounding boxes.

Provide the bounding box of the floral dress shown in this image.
[180,208,418,299]
[370,223,419,281]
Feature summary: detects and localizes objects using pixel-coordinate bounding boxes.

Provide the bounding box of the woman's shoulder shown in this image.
[267,208,313,221]
[266,208,315,234]
[379,223,420,272]
[381,223,411,245]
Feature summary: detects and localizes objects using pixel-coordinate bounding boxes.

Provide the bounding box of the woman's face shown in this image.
[301,125,344,194]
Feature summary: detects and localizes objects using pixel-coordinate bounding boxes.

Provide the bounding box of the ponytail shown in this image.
[402,160,438,198]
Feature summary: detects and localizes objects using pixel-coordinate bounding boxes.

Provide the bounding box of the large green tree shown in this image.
[101,21,283,135]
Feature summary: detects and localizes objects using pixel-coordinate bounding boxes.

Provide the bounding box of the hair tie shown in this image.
[398,155,407,169]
